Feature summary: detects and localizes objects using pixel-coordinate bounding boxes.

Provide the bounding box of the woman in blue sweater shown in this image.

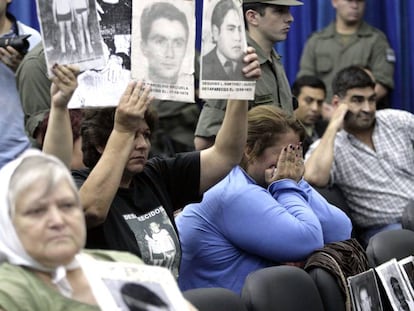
[176,105,352,294]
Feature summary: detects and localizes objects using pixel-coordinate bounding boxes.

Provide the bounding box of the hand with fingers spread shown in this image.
[266,144,304,185]
[50,64,80,109]
[0,46,23,72]
[44,64,80,167]
[114,81,154,134]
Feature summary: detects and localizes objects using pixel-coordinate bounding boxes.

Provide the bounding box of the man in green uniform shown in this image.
[16,42,51,146]
[297,0,395,109]
[194,0,303,150]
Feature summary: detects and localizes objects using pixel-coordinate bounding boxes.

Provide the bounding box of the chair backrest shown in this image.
[307,267,346,311]
[366,229,414,267]
[314,185,351,217]
[241,266,325,311]
[182,287,248,311]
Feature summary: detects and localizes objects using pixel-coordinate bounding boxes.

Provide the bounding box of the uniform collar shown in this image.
[246,33,281,65]
[319,21,373,39]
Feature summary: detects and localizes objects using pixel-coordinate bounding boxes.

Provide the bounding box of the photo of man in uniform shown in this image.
[140,1,189,84]
[202,0,246,81]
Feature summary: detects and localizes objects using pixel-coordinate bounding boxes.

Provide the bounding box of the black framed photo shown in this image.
[398,256,414,299]
[348,268,383,311]
[376,258,414,311]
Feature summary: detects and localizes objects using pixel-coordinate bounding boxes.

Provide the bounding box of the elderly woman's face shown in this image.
[12,178,86,268]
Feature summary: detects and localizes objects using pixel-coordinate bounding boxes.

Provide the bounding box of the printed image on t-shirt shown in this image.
[123,206,181,278]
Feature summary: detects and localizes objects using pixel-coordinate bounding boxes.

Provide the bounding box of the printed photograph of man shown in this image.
[131,0,195,102]
[348,269,383,311]
[140,2,189,84]
[399,256,414,294]
[144,222,177,271]
[201,0,246,81]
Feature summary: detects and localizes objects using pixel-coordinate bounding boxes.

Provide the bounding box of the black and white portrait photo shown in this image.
[199,0,255,100]
[77,258,190,311]
[348,269,383,311]
[376,259,414,311]
[399,256,414,299]
[35,0,105,75]
[67,0,135,108]
[201,0,246,81]
[131,0,195,102]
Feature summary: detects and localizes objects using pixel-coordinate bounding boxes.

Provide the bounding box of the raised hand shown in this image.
[114,81,154,134]
[328,103,349,133]
[50,64,80,109]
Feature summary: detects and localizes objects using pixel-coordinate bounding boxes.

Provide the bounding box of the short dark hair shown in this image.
[211,0,239,29]
[81,107,158,168]
[242,2,268,29]
[140,2,189,43]
[332,66,375,98]
[292,75,326,98]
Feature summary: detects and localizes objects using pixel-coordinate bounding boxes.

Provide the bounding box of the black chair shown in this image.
[366,229,414,267]
[183,287,248,311]
[314,184,351,217]
[307,268,346,311]
[241,266,325,311]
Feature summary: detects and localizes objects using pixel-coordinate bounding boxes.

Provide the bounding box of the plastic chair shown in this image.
[183,287,248,311]
[241,266,325,311]
[366,229,414,267]
[307,267,346,311]
[314,185,351,217]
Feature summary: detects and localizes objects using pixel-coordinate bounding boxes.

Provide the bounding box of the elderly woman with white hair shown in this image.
[0,150,148,310]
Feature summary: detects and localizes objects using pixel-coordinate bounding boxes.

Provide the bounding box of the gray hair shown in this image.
[8,155,80,217]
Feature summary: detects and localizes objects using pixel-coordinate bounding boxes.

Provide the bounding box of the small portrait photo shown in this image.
[376,258,414,311]
[131,0,195,102]
[35,0,105,75]
[348,269,383,311]
[399,256,414,298]
[200,0,247,82]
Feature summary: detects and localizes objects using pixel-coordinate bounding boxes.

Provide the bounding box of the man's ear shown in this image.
[331,94,341,109]
[245,9,259,27]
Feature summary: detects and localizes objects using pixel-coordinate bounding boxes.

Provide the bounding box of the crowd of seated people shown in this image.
[2,0,414,309]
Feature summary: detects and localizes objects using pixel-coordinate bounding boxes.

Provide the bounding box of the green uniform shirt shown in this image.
[0,250,143,311]
[298,21,395,102]
[16,42,51,139]
[195,34,293,138]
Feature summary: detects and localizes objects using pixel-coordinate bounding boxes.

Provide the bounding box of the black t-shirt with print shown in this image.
[72,152,201,277]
